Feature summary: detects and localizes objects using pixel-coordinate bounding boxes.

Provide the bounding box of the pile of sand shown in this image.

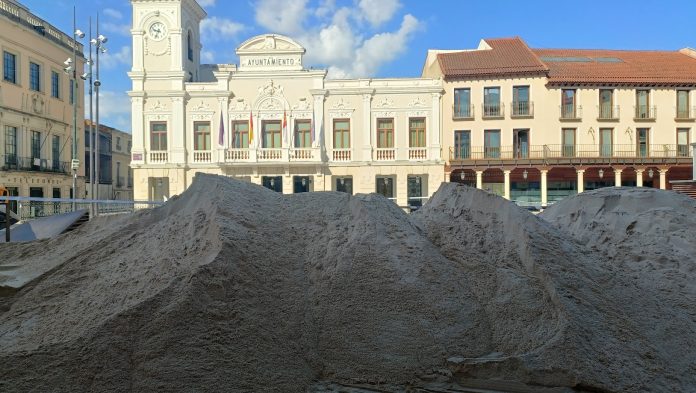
[1,175,694,392]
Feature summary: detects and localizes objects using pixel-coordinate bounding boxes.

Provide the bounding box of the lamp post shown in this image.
[90,15,107,208]
[65,7,85,211]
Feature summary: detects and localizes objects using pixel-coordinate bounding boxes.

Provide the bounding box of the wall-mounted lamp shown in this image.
[648,168,654,178]
[523,169,528,180]
[598,169,604,179]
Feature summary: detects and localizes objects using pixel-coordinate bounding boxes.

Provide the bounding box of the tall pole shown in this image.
[71,6,78,211]
[88,17,95,216]
[95,13,101,204]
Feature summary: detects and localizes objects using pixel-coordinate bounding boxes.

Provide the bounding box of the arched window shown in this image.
[187,31,193,61]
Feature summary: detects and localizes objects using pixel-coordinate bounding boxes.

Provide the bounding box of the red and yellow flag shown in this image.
[249,111,254,143]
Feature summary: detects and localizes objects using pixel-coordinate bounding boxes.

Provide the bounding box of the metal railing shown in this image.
[634,105,657,120]
[1,155,70,174]
[598,105,620,120]
[453,104,474,119]
[511,101,533,117]
[482,103,504,118]
[675,106,696,120]
[560,104,582,119]
[5,196,164,221]
[450,144,693,161]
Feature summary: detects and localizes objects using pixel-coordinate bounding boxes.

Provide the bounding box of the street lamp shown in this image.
[90,15,107,206]
[65,7,85,210]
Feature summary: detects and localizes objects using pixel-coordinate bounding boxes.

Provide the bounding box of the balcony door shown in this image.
[636,90,650,118]
[513,86,530,116]
[600,128,613,157]
[513,129,529,158]
[484,130,501,158]
[262,121,282,148]
[454,130,470,159]
[599,89,613,119]
[454,88,471,117]
[562,128,576,157]
[637,128,649,157]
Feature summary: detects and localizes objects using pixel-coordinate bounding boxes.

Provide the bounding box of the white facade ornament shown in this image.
[373,111,395,118]
[408,96,427,108]
[259,98,283,111]
[191,100,211,111]
[407,110,428,117]
[148,99,167,111]
[292,97,311,110]
[233,98,250,111]
[258,80,284,97]
[331,98,351,109]
[329,110,354,118]
[375,97,394,108]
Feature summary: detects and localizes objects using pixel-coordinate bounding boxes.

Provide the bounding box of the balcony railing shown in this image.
[452,104,474,120]
[598,105,620,120]
[408,147,427,160]
[332,148,352,161]
[289,148,316,161]
[482,103,504,118]
[193,151,212,163]
[511,101,533,117]
[149,151,168,163]
[220,147,321,163]
[225,148,250,161]
[634,105,657,120]
[450,144,693,162]
[675,106,696,120]
[258,148,283,160]
[560,104,582,120]
[375,148,396,161]
[1,155,70,174]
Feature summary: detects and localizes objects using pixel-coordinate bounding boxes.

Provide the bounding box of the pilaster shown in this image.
[576,169,585,193]
[170,95,187,164]
[362,93,372,161]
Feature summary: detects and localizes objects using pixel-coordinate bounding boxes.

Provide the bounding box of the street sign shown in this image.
[71,159,80,170]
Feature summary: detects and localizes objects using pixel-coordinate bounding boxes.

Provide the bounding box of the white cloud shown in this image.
[102,22,131,37]
[254,0,308,36]
[201,16,244,41]
[197,0,216,6]
[315,0,336,18]
[100,46,131,70]
[84,90,131,131]
[357,0,401,27]
[201,50,215,63]
[103,8,123,20]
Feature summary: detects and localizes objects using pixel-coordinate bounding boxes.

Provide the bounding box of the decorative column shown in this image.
[614,168,623,187]
[576,169,585,193]
[130,96,145,163]
[503,169,511,200]
[430,92,442,160]
[636,168,644,187]
[540,169,548,207]
[659,168,668,190]
[312,92,325,150]
[362,93,372,162]
[444,172,451,183]
[476,170,483,189]
[171,96,186,164]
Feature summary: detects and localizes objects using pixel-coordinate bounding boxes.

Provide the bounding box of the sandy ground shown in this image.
[0,175,694,392]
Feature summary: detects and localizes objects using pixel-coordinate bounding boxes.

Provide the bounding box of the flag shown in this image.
[218,110,225,146]
[282,110,288,145]
[249,111,254,144]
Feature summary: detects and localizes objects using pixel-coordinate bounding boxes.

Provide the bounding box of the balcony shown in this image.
[511,101,533,118]
[449,144,692,165]
[634,105,657,121]
[149,151,168,163]
[482,103,504,119]
[375,148,396,161]
[258,148,283,160]
[675,106,696,121]
[332,148,352,162]
[560,104,582,121]
[408,147,427,160]
[289,148,317,161]
[220,147,321,164]
[598,105,620,121]
[1,155,70,174]
[193,151,212,163]
[452,104,474,120]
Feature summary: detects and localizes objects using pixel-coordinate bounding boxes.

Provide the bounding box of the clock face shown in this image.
[148,22,167,41]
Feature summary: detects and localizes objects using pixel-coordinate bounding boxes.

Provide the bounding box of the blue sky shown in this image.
[21,0,696,132]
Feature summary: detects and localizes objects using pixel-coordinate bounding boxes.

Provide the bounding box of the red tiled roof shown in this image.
[437,37,548,79]
[532,48,696,86]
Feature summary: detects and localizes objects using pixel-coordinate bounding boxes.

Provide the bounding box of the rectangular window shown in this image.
[29,62,41,91]
[454,130,470,159]
[294,120,311,148]
[333,119,350,149]
[193,121,211,151]
[599,89,613,119]
[677,90,690,119]
[513,129,529,158]
[51,71,60,98]
[636,90,650,118]
[376,118,394,148]
[409,117,426,148]
[116,137,122,151]
[4,125,17,165]
[335,176,353,194]
[231,121,249,148]
[262,120,282,148]
[677,128,690,157]
[52,135,60,170]
[293,176,311,193]
[599,128,613,157]
[3,51,16,83]
[637,128,649,157]
[407,175,425,209]
[376,176,394,199]
[262,176,282,193]
[562,128,576,157]
[150,122,167,151]
[484,129,501,158]
[31,130,41,160]
[483,87,501,117]
[512,86,530,116]
[561,89,576,118]
[454,88,471,117]
[6,187,18,214]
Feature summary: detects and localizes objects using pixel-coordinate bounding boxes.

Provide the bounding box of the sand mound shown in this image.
[1,176,695,392]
